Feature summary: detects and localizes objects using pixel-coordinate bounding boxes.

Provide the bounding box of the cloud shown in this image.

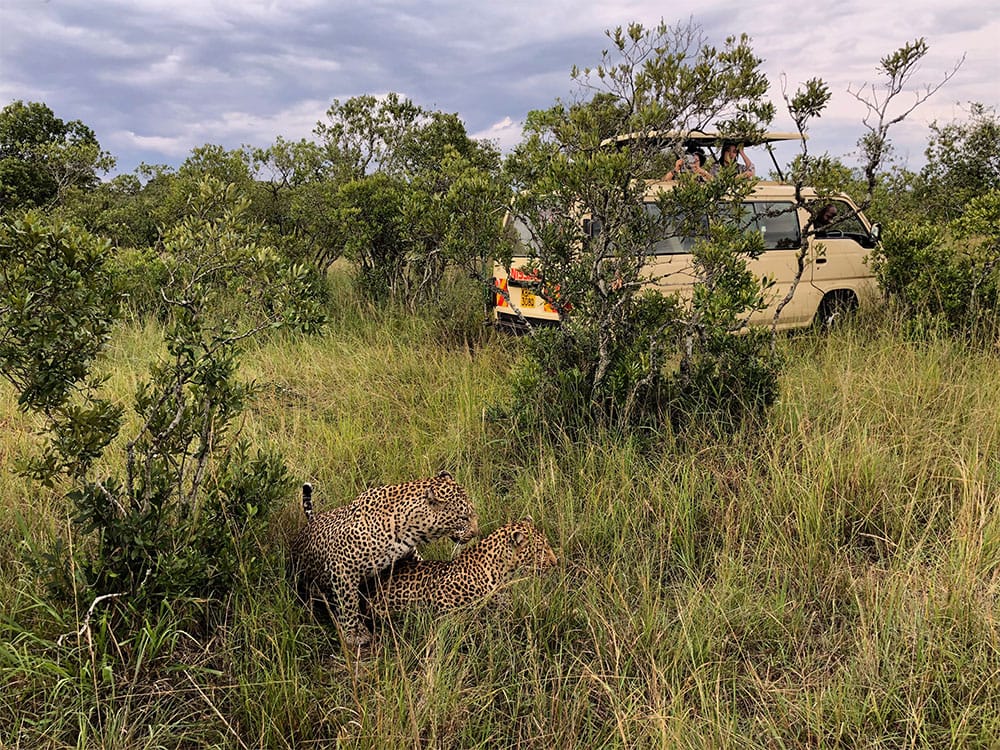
[472,116,523,151]
[3,0,995,174]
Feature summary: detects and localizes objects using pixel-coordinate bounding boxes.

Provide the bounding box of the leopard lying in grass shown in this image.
[364,518,557,617]
[289,472,479,645]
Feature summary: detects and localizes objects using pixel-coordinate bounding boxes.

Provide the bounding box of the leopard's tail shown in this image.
[302,483,314,523]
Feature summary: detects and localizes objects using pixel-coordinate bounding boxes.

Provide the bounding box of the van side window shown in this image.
[811,200,867,237]
[749,201,801,250]
[510,217,537,251]
[644,202,699,255]
[643,200,800,254]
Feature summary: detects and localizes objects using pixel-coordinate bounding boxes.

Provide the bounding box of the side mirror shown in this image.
[870,222,882,241]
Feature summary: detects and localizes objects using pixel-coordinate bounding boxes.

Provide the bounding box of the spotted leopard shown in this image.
[289,471,479,645]
[364,518,558,617]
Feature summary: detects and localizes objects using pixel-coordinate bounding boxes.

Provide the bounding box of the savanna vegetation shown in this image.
[1,18,997,749]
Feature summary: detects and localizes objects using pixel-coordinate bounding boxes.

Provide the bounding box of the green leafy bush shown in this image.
[501,21,781,435]
[871,190,1000,337]
[2,179,321,625]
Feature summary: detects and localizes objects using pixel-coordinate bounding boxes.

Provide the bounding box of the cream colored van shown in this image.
[493,133,882,331]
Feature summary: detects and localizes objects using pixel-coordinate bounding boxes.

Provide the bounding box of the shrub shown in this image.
[871,190,1000,337]
[2,179,322,627]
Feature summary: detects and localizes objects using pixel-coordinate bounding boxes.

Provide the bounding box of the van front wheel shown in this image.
[815,291,858,330]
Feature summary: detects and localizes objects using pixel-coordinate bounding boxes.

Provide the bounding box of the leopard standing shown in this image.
[289,471,479,645]
[365,518,557,617]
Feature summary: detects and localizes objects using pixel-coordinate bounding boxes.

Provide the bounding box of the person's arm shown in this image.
[665,157,684,180]
[739,145,755,177]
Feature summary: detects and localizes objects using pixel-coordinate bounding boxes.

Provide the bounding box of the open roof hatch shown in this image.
[601,130,807,179]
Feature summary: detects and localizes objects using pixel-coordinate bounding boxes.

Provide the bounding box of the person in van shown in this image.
[665,147,713,182]
[813,203,838,234]
[711,141,755,178]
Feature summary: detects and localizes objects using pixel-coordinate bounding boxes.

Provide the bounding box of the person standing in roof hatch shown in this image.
[665,146,712,182]
[712,141,755,178]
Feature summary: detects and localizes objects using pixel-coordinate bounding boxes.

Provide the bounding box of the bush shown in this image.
[871,191,1000,337]
[2,180,323,629]
[108,246,171,319]
[508,290,682,433]
[66,441,289,611]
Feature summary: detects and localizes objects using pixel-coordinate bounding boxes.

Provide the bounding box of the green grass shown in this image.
[1,300,998,748]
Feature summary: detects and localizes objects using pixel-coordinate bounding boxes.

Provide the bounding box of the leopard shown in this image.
[289,471,479,646]
[364,517,558,618]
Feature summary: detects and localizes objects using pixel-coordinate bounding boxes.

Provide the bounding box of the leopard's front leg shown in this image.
[335,572,373,647]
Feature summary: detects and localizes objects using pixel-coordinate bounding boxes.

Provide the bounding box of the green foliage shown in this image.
[574,22,774,139]
[0,213,124,484]
[870,191,1000,336]
[0,213,121,411]
[0,101,115,212]
[504,19,780,433]
[314,92,426,179]
[866,107,1000,337]
[68,441,290,607]
[333,173,410,301]
[305,94,506,306]
[106,246,171,318]
[1,179,323,627]
[669,223,781,428]
[56,172,163,250]
[511,290,681,433]
[917,103,1000,222]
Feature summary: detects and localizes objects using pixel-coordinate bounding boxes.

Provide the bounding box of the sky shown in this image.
[1,0,997,178]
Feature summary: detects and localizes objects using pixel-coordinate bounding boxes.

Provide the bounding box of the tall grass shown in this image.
[1,299,998,748]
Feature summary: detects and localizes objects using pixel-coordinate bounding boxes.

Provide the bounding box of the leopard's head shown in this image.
[505,518,558,571]
[422,470,479,544]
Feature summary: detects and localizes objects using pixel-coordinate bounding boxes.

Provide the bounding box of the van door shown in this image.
[808,199,879,306]
[744,201,822,329]
[643,200,823,329]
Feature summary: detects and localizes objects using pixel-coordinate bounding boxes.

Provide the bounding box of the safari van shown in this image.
[492,132,882,332]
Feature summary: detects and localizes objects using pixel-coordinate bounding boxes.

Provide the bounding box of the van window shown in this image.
[811,200,868,236]
[509,217,536,251]
[747,201,801,250]
[644,200,800,254]
[644,202,699,255]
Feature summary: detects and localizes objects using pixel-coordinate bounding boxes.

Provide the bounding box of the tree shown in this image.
[503,20,779,431]
[848,39,963,198]
[0,101,114,211]
[313,93,425,179]
[308,94,506,305]
[250,136,331,253]
[916,103,1000,222]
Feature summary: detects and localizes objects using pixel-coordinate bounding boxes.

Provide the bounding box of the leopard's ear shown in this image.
[425,484,443,507]
[511,530,526,547]
[435,470,453,480]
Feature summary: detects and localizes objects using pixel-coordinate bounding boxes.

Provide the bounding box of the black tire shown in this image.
[815,291,858,330]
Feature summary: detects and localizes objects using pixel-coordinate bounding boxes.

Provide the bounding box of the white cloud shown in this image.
[114,131,193,158]
[472,116,523,151]
[108,98,331,164]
